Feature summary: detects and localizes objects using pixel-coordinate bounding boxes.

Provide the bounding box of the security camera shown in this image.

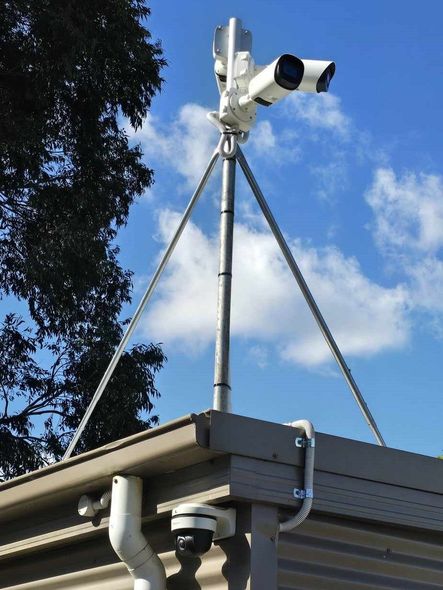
[240,55,335,108]
[243,54,305,107]
[297,59,336,93]
[216,52,335,132]
[212,20,336,134]
[171,503,236,557]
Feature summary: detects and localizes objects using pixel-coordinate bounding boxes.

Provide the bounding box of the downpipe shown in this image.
[109,475,166,590]
[279,420,315,534]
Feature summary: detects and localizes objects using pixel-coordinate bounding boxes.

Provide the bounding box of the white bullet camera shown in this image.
[171,503,236,557]
[212,20,335,133]
[244,55,335,107]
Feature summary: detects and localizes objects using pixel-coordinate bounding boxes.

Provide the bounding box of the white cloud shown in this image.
[142,210,410,367]
[247,345,269,369]
[127,95,350,194]
[247,120,301,163]
[366,167,443,322]
[407,258,443,312]
[279,245,410,366]
[248,120,277,152]
[284,93,351,138]
[126,104,218,188]
[144,210,218,354]
[127,99,352,206]
[278,93,354,200]
[365,168,443,255]
[310,152,348,202]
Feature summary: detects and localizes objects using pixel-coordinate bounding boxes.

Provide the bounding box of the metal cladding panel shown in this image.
[1,539,231,590]
[278,514,443,589]
[0,505,254,590]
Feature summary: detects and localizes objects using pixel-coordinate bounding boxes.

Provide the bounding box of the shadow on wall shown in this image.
[167,554,202,590]
[167,533,251,589]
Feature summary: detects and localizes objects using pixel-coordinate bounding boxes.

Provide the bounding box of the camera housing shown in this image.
[171,503,236,557]
[216,53,335,132]
[243,55,335,108]
[246,54,305,106]
[297,59,336,93]
[212,20,336,133]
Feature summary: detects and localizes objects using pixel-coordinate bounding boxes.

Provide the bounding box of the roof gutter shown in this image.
[0,413,215,522]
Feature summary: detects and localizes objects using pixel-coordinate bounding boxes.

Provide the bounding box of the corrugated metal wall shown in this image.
[278,514,443,589]
[0,519,233,590]
[1,550,231,590]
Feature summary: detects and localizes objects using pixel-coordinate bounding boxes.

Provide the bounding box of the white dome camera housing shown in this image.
[171,503,236,557]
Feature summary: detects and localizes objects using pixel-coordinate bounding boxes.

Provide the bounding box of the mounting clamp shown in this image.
[293,488,314,500]
[295,437,315,448]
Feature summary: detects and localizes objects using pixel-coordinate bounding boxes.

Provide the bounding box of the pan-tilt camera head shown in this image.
[171,503,236,557]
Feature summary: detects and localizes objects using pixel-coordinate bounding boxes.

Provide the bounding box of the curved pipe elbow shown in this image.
[109,475,166,590]
[287,419,315,441]
[279,498,313,533]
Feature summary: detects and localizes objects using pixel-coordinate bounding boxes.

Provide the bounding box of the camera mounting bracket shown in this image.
[213,24,252,63]
[171,503,236,542]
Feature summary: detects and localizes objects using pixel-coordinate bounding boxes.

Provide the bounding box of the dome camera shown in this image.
[171,503,236,557]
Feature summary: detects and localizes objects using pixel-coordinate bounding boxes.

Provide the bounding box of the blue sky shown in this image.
[107,2,443,455]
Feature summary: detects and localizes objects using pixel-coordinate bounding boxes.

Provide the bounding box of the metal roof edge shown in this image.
[207,411,443,495]
[0,411,216,521]
[2,409,443,524]
[0,411,210,491]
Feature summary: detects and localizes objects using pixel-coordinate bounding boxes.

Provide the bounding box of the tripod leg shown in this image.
[63,150,220,460]
[236,147,386,447]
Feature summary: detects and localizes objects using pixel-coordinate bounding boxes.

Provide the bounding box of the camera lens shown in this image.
[177,536,187,552]
[174,529,214,557]
[275,55,304,90]
[316,63,336,93]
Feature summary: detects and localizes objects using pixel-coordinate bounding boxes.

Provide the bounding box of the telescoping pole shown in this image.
[212,17,241,413]
[213,157,236,412]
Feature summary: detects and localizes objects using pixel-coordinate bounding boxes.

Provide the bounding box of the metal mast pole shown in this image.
[213,157,236,412]
[213,17,241,412]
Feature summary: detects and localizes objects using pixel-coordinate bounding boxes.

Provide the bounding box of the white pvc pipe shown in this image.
[109,475,166,590]
[279,420,315,534]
